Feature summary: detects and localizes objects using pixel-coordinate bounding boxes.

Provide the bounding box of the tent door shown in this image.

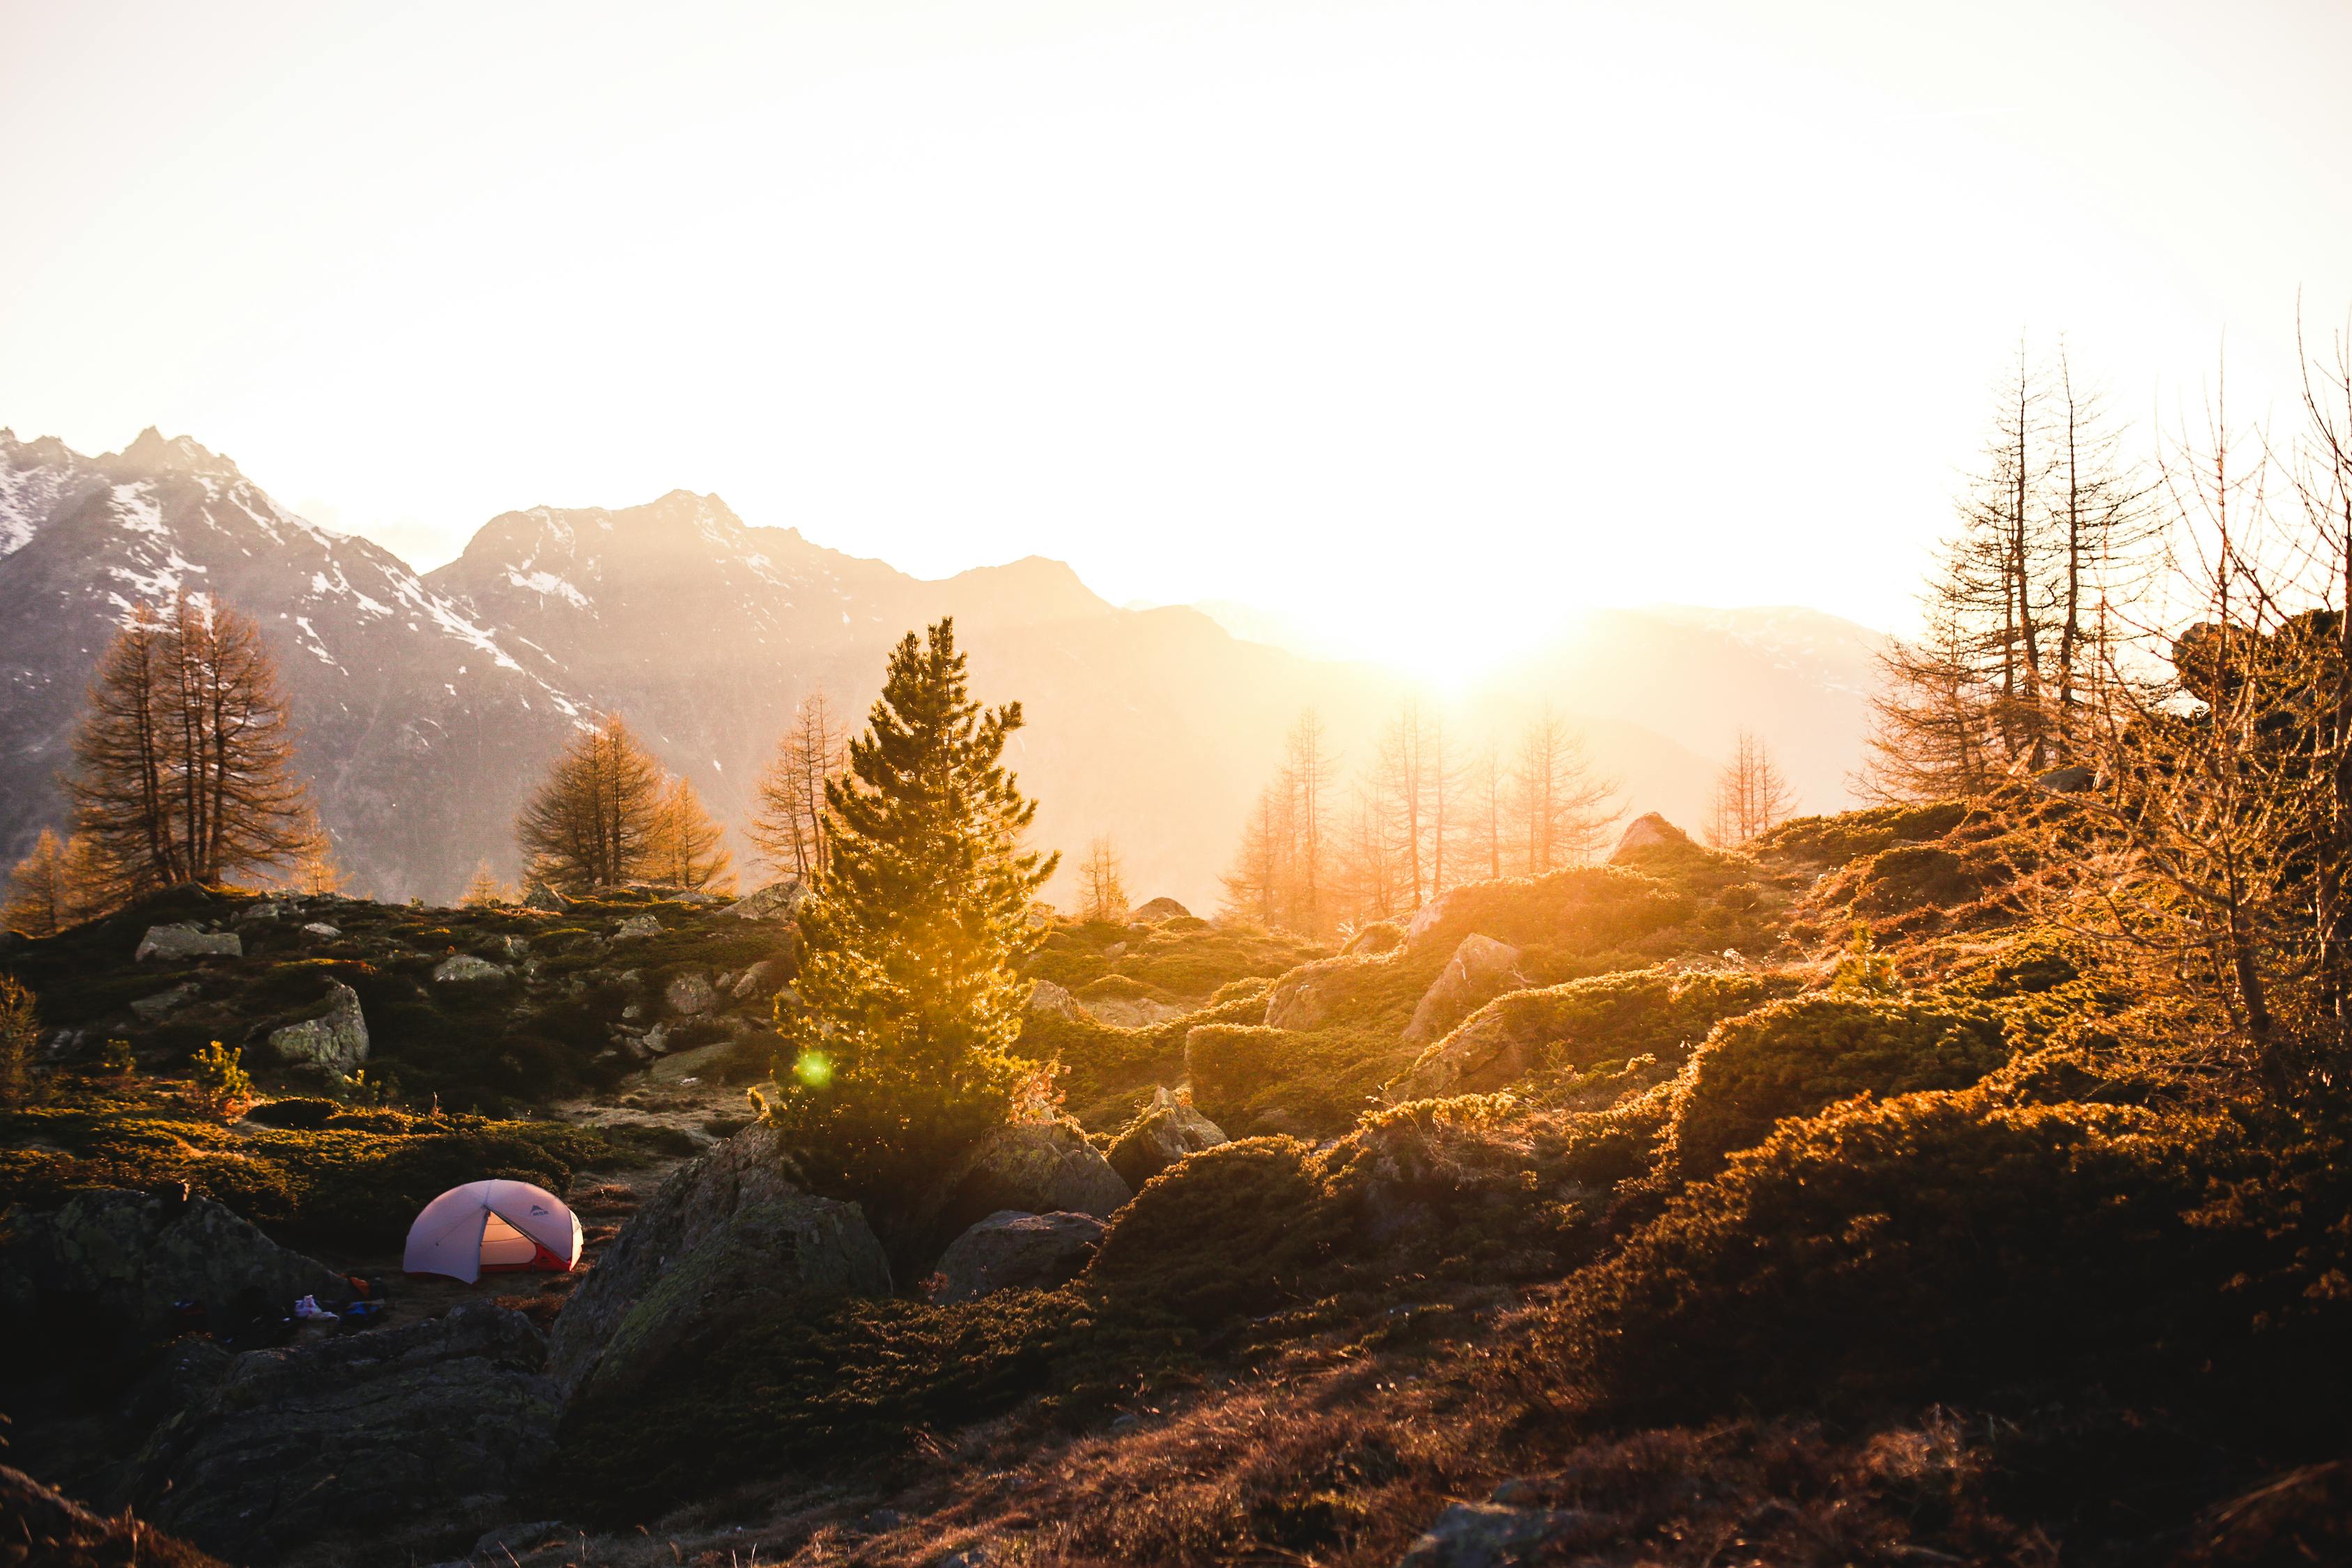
[479,1210,537,1269]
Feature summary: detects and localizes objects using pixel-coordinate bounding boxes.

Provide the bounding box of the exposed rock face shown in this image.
[928,1210,1106,1303]
[1395,1501,1596,1567]
[1131,896,1192,922]
[1081,994,1185,1029]
[1402,934,1524,1045]
[611,913,663,941]
[730,959,782,1000]
[1608,812,1693,863]
[1028,979,1083,1020]
[263,981,369,1076]
[129,982,200,1022]
[665,970,718,1015]
[0,1188,343,1344]
[131,1302,559,1563]
[1107,1088,1228,1189]
[548,1123,890,1403]
[925,1121,1131,1250]
[725,877,808,923]
[133,924,240,962]
[1261,955,1362,1031]
[432,953,507,983]
[1391,1001,1545,1102]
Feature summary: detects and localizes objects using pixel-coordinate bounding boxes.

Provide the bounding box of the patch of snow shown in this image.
[507,568,591,608]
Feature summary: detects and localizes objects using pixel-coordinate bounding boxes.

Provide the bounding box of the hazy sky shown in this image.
[6,0,2349,674]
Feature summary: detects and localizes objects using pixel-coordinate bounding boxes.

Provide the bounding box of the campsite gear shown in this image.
[344,1299,387,1325]
[293,1295,339,1322]
[402,1179,584,1284]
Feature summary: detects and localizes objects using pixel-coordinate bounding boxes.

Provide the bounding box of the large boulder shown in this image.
[1608,812,1693,863]
[263,981,369,1077]
[725,877,808,923]
[610,914,662,941]
[547,1123,891,1403]
[1028,979,1083,1021]
[0,1188,344,1346]
[925,1121,1131,1250]
[1082,994,1185,1029]
[1107,1088,1228,1189]
[432,953,507,983]
[522,883,569,912]
[130,1302,558,1563]
[1391,1003,1541,1102]
[1131,896,1192,923]
[129,981,201,1022]
[730,959,783,1000]
[134,924,240,962]
[928,1210,1105,1303]
[664,970,718,1016]
[1261,955,1362,1031]
[1402,934,1523,1045]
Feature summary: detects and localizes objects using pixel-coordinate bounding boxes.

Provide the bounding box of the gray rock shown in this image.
[1608,811,1694,863]
[134,923,240,962]
[302,920,341,938]
[131,1302,559,1564]
[264,981,370,1077]
[433,953,508,983]
[493,932,530,960]
[641,1023,670,1054]
[725,877,808,923]
[1261,954,1365,1031]
[665,970,718,1015]
[1395,1502,1597,1567]
[523,884,569,912]
[548,1123,891,1403]
[730,959,782,1000]
[928,1210,1105,1303]
[1028,979,1083,1020]
[612,913,662,941]
[1107,1087,1227,1189]
[128,981,200,1022]
[1390,999,1542,1102]
[1402,934,1523,1045]
[1131,896,1192,922]
[2037,763,2097,794]
[925,1120,1131,1249]
[0,1187,344,1342]
[1081,994,1185,1029]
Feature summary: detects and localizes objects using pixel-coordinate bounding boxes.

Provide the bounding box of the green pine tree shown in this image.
[766,619,1058,1213]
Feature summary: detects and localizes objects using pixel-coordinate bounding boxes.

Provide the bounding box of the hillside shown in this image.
[0,430,1877,912]
[3,792,2347,1567]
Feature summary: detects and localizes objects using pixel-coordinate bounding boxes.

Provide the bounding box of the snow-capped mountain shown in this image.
[0,429,588,898]
[0,429,1885,907]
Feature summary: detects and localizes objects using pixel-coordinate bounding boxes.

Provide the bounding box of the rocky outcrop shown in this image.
[1082,994,1186,1029]
[1391,1002,1542,1102]
[1131,896,1192,922]
[925,1121,1131,1250]
[665,970,718,1015]
[134,924,240,962]
[1608,812,1693,863]
[0,1188,344,1344]
[523,884,569,912]
[928,1210,1105,1303]
[725,877,808,923]
[129,981,200,1022]
[1261,955,1362,1031]
[1028,979,1083,1021]
[432,953,507,983]
[131,1302,559,1563]
[263,981,369,1076]
[611,913,663,941]
[1401,934,1523,1045]
[1107,1088,1227,1189]
[1395,1500,1596,1567]
[548,1123,890,1402]
[730,959,783,1000]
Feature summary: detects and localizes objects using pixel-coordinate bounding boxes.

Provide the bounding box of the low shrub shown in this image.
[1184,1023,1408,1137]
[1747,801,1970,867]
[1089,1137,1346,1325]
[1663,993,2011,1178]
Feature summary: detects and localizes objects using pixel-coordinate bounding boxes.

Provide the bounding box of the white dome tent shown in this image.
[402,1179,584,1283]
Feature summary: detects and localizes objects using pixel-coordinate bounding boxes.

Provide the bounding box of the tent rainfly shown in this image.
[403,1179,584,1282]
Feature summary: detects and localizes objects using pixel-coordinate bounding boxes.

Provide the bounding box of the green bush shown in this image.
[1746,801,1969,867]
[1554,1085,2266,1417]
[1447,965,1805,1088]
[1663,994,2011,1178]
[1185,1023,1408,1138]
[1089,1137,1346,1325]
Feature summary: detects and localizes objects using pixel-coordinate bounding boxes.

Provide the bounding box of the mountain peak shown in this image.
[107,427,244,481]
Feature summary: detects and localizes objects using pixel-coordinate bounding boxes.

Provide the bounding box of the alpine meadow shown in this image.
[5,5,2352,1567]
